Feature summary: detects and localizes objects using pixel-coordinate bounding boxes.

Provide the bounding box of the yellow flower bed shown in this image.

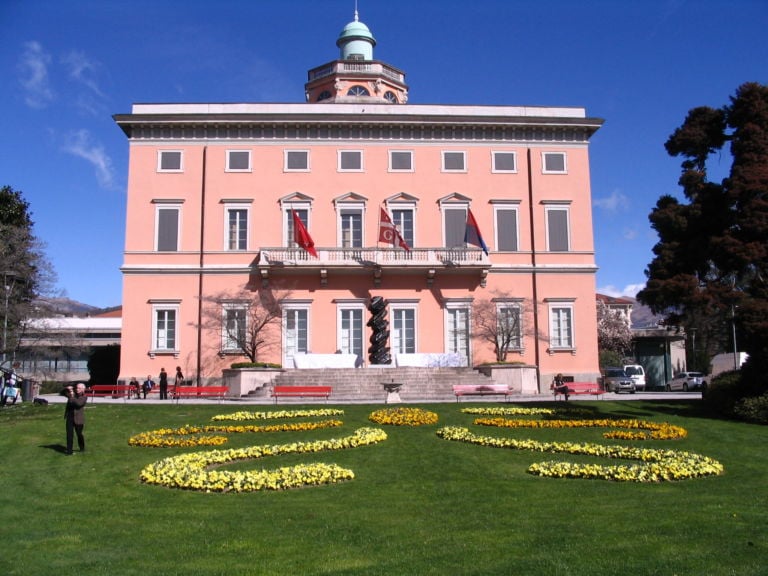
[139,427,388,492]
[128,420,344,448]
[211,408,344,422]
[462,406,556,416]
[368,407,438,426]
[436,426,723,482]
[473,417,688,440]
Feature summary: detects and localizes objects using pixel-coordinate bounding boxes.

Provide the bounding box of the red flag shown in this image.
[291,209,318,258]
[464,208,489,255]
[378,207,410,251]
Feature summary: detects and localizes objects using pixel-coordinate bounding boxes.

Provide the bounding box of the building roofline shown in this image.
[118,101,598,120]
[114,103,603,140]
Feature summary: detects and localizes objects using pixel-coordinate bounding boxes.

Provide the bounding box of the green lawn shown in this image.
[0,400,765,575]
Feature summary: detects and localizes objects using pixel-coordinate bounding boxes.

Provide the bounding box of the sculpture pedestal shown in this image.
[382,382,403,404]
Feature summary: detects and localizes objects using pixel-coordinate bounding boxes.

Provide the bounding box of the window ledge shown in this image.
[148,350,180,359]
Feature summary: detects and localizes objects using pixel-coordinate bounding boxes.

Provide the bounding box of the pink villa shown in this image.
[113,13,603,394]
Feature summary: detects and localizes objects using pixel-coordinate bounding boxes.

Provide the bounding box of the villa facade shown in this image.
[114,13,603,390]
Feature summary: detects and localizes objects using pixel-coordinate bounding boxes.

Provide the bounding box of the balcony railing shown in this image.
[257,247,487,267]
[255,247,489,288]
[308,61,405,83]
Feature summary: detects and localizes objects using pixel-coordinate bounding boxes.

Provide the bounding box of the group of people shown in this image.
[1,364,20,406]
[128,367,184,400]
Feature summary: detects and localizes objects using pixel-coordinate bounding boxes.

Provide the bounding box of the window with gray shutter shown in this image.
[390,151,413,171]
[543,152,566,173]
[443,151,466,172]
[445,208,467,248]
[159,151,182,171]
[285,150,309,171]
[227,151,250,171]
[547,208,569,251]
[157,208,179,251]
[496,209,518,251]
[493,152,516,172]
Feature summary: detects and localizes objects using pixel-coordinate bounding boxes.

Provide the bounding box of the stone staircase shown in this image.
[244,366,498,403]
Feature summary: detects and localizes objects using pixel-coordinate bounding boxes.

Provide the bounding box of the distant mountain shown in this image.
[629,298,664,329]
[35,297,102,317]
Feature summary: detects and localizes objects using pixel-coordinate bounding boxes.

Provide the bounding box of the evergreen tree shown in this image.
[0,185,55,364]
[638,83,768,389]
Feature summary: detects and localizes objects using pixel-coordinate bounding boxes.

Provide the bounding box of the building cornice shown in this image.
[113,103,603,143]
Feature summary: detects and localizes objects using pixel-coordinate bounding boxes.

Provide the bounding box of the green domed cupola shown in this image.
[337,10,376,60]
[304,8,409,104]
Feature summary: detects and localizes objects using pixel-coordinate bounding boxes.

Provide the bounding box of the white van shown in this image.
[623,364,646,391]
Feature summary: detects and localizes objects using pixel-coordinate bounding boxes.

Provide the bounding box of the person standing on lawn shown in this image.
[158,367,168,400]
[64,383,87,454]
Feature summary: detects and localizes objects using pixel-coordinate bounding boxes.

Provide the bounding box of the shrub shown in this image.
[703,371,743,416]
[230,361,281,369]
[733,394,768,425]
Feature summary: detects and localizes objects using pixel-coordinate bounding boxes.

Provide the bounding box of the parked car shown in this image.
[623,364,646,391]
[666,372,707,392]
[602,368,636,394]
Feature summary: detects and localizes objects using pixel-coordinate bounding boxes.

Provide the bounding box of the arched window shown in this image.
[384,91,398,103]
[347,85,370,96]
[317,90,332,102]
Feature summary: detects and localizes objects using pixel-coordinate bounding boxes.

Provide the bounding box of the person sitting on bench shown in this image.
[551,373,569,401]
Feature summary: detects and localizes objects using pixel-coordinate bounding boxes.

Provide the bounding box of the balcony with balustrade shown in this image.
[255,247,489,288]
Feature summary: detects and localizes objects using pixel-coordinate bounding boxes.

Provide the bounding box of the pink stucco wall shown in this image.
[118,104,601,389]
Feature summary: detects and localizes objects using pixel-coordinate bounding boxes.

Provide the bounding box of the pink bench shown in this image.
[453,384,511,402]
[552,381,604,400]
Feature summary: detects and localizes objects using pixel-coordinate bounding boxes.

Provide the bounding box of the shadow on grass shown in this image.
[39,443,70,454]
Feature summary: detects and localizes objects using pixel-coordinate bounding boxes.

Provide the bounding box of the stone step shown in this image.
[247,366,497,403]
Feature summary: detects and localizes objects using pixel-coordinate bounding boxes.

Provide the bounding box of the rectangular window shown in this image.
[338,150,363,172]
[222,306,247,351]
[340,208,363,248]
[153,306,178,351]
[543,151,567,174]
[497,304,522,350]
[550,305,574,349]
[226,150,251,172]
[444,207,467,248]
[546,206,570,251]
[389,150,413,172]
[226,207,248,251]
[283,307,309,367]
[446,307,470,362]
[442,151,466,172]
[339,308,364,359]
[391,208,414,247]
[492,151,517,173]
[391,308,416,354]
[158,150,183,172]
[285,208,309,248]
[284,150,309,171]
[495,207,519,251]
[156,206,180,252]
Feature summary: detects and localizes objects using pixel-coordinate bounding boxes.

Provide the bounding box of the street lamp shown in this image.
[2,270,18,367]
[688,327,696,372]
[731,305,739,371]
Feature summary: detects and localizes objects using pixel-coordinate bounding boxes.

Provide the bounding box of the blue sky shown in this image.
[1,0,766,308]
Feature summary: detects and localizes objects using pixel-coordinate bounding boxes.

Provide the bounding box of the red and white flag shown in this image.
[378,207,410,251]
[291,209,318,258]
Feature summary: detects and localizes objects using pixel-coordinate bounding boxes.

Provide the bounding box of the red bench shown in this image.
[174,386,229,403]
[271,385,332,403]
[552,381,604,400]
[453,384,511,402]
[85,384,134,402]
